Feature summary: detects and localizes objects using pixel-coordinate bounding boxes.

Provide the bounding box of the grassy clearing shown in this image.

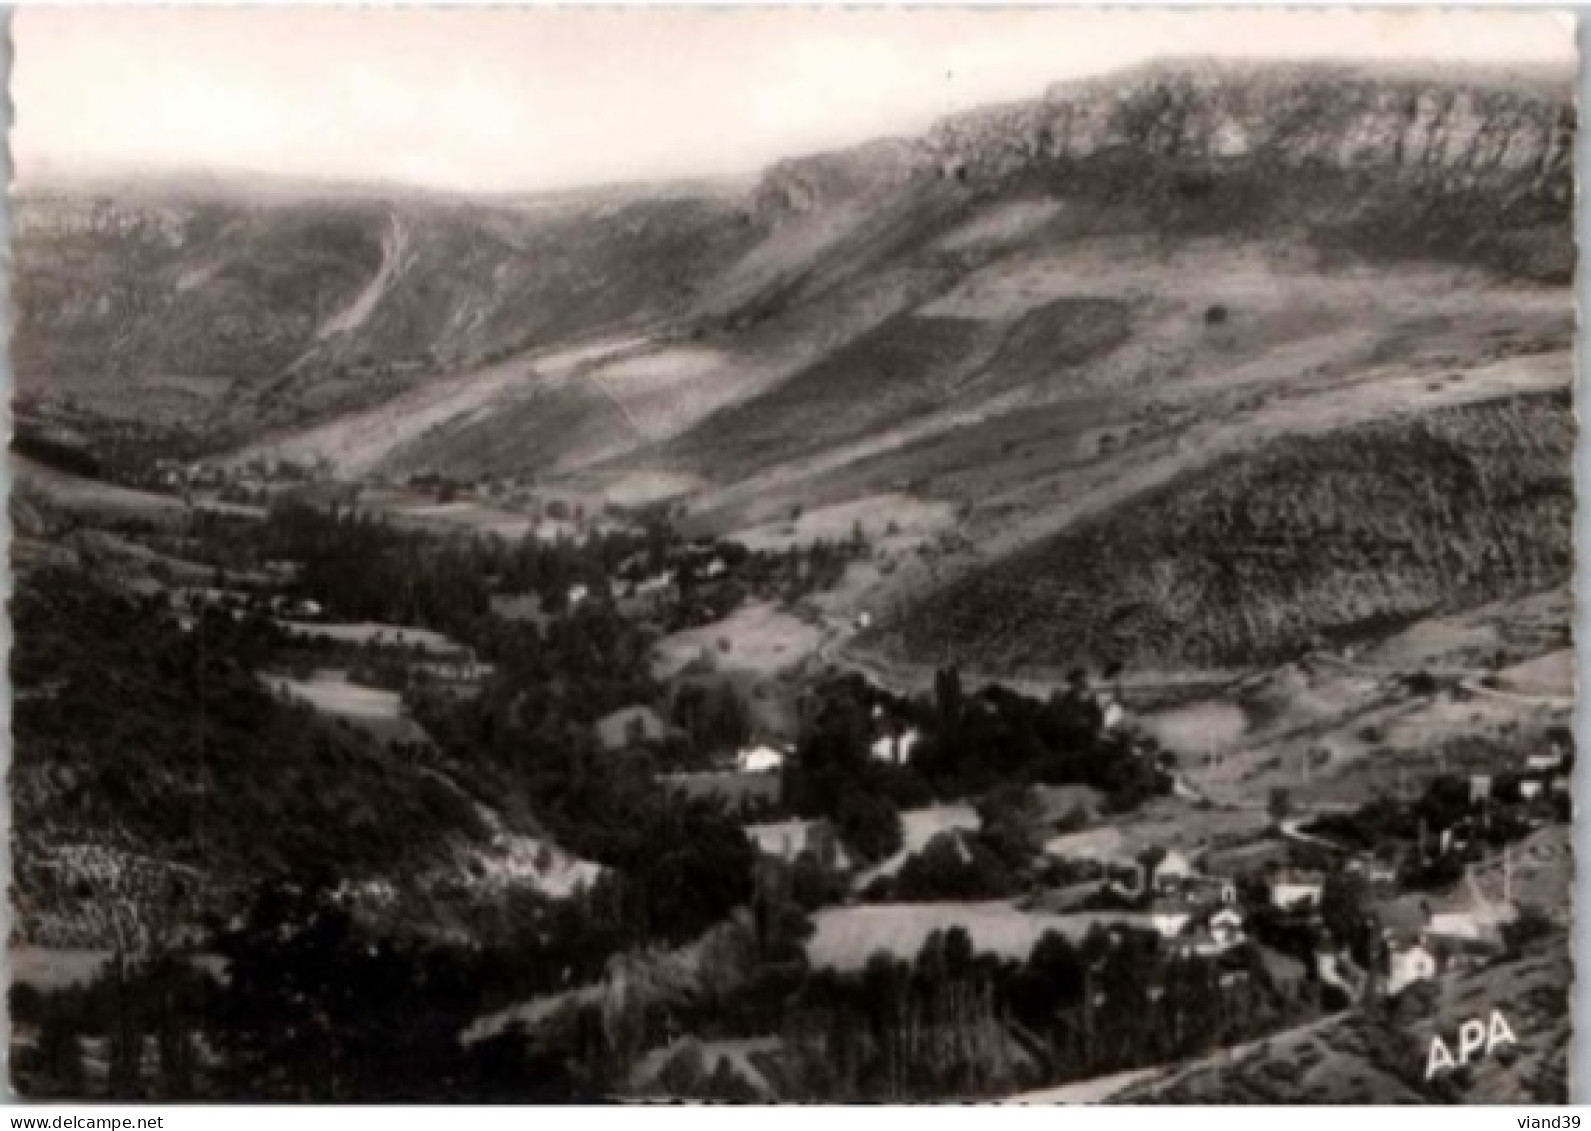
[806,902,1142,971]
[1042,796,1275,864]
[652,601,824,679]
[262,671,403,719]
[729,494,955,555]
[275,620,465,655]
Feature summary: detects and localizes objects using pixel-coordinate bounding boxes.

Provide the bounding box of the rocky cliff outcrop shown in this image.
[933,60,1573,193]
[753,59,1574,278]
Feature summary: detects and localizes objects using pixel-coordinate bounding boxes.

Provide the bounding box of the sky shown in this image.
[12,7,1577,194]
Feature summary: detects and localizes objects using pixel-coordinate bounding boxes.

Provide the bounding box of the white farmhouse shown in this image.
[736,745,786,774]
[1526,750,1565,773]
[1269,871,1326,911]
[1147,897,1200,939]
[870,728,922,765]
[1386,942,1438,996]
[1152,849,1197,893]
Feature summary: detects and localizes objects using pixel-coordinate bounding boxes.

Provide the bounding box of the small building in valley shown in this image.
[1147,896,1201,939]
[1152,849,1198,893]
[736,745,786,774]
[1386,941,1438,996]
[1269,870,1326,912]
[870,728,922,765]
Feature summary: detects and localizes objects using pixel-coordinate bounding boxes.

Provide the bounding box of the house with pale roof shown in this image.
[1526,750,1565,773]
[1208,906,1245,948]
[1386,941,1438,996]
[1268,870,1326,912]
[870,728,921,765]
[1181,872,1237,905]
[1147,896,1203,939]
[1419,885,1514,967]
[736,745,786,774]
[1151,849,1198,893]
[1173,905,1247,958]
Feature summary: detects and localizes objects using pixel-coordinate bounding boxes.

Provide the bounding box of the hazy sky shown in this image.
[13,7,1577,193]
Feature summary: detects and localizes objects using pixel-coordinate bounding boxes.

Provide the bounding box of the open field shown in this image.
[1494,649,1574,699]
[1356,588,1572,673]
[362,492,540,542]
[652,601,825,678]
[1137,700,1249,756]
[806,902,1145,971]
[1045,796,1275,862]
[1043,827,1130,863]
[275,620,467,655]
[262,670,402,719]
[261,669,433,748]
[727,493,955,554]
[14,457,187,524]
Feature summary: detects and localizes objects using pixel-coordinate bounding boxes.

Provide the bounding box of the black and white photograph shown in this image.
[5,7,1578,1103]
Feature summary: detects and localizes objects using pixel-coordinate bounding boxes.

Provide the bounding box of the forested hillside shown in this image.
[881,392,1573,671]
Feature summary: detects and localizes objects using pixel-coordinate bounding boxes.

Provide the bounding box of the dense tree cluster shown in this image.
[782,669,1169,868]
[11,570,484,890]
[769,923,1298,1101]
